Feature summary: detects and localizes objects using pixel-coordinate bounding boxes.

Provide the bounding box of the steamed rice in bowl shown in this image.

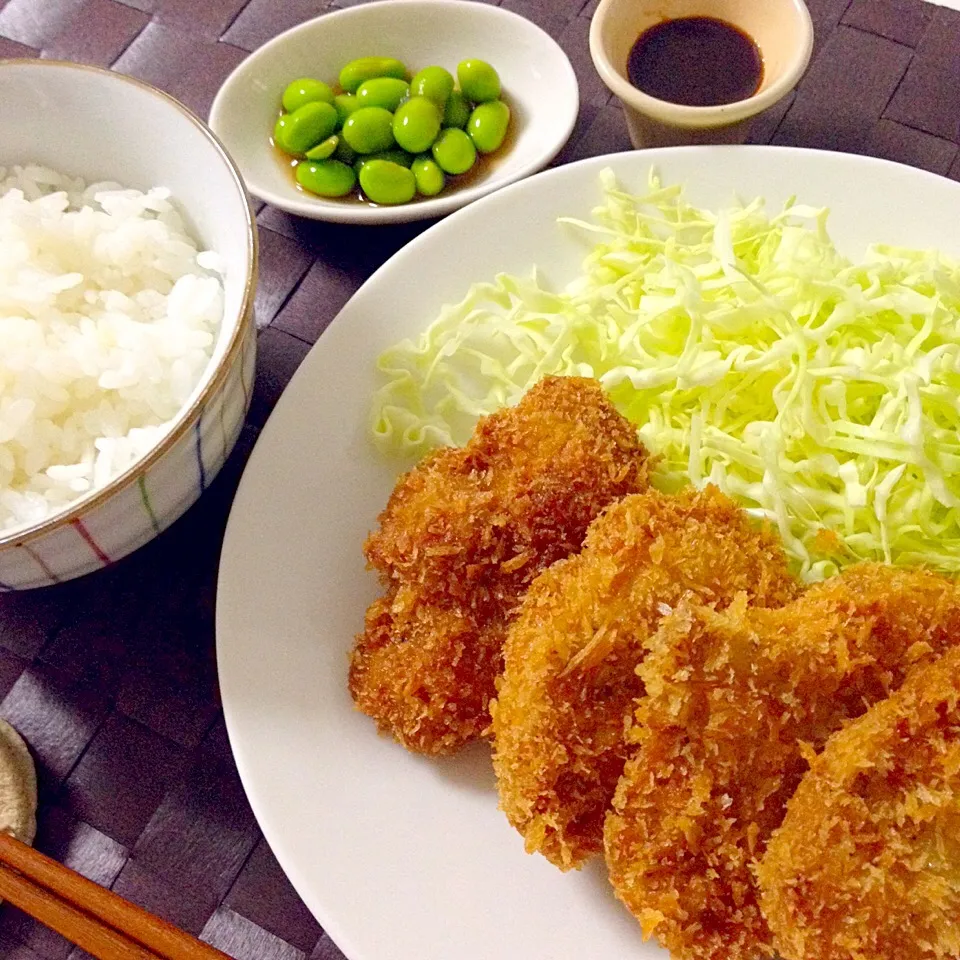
[0,164,224,535]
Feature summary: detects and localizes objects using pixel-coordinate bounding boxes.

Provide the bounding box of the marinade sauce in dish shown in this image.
[626,16,763,107]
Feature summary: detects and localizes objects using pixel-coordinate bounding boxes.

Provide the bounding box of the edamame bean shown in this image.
[305,135,340,160]
[467,100,510,153]
[357,77,410,111]
[368,149,415,167]
[393,97,442,154]
[339,57,407,93]
[354,150,414,174]
[296,159,357,197]
[342,106,396,153]
[412,156,445,196]
[273,101,339,155]
[410,66,454,108]
[334,138,357,165]
[274,56,512,203]
[334,93,361,126]
[359,159,417,205]
[431,127,476,175]
[457,59,500,102]
[274,114,291,151]
[282,77,334,112]
[442,90,471,129]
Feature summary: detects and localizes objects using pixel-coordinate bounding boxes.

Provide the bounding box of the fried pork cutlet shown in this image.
[349,376,651,755]
[758,645,960,960]
[490,485,799,870]
[605,564,960,960]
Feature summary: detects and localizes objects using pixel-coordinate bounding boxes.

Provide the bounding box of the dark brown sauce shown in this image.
[272,97,517,208]
[627,16,763,107]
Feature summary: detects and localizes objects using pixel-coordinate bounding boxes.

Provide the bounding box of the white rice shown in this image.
[0,165,224,535]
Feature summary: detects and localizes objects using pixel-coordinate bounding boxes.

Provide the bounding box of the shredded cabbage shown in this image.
[371,168,960,581]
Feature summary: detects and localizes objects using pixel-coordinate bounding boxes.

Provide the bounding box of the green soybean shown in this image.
[457,59,501,103]
[369,149,414,167]
[468,100,510,153]
[282,77,335,112]
[359,159,417,205]
[393,97,441,153]
[295,159,357,197]
[305,134,340,160]
[431,127,476,175]
[334,138,357,165]
[354,150,414,174]
[339,56,407,93]
[357,77,410,111]
[274,114,291,151]
[273,101,338,155]
[412,156,445,196]
[342,106,396,153]
[410,66,454,108]
[334,93,361,126]
[443,90,471,129]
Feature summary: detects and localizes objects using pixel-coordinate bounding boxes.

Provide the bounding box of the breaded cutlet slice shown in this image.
[491,485,798,870]
[606,564,960,960]
[758,644,960,960]
[349,376,651,755]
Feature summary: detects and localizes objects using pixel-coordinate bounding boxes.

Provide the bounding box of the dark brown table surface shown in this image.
[0,0,958,957]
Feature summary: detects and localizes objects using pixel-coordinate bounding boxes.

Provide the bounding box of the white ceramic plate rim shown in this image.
[217,145,960,960]
[209,0,580,225]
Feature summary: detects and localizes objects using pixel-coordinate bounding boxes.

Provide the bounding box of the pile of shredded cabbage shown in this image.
[371,169,960,581]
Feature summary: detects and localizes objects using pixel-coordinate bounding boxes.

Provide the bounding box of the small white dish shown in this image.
[209,0,579,225]
[590,0,813,148]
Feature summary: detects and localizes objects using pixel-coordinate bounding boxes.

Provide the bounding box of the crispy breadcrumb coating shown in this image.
[349,377,651,755]
[490,486,799,870]
[758,645,960,960]
[605,564,960,960]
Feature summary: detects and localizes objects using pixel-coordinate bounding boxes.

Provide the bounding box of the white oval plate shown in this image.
[209,0,578,225]
[216,146,960,960]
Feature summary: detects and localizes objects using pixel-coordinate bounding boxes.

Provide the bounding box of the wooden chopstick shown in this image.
[0,861,157,959]
[0,832,233,959]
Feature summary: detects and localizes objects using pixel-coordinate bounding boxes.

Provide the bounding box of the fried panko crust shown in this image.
[490,485,799,870]
[349,376,651,755]
[605,564,960,960]
[758,645,960,960]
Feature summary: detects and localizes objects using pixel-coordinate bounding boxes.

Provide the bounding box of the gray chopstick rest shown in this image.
[0,719,37,846]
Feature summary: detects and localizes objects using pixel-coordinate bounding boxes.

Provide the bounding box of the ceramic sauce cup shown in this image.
[589,0,813,147]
